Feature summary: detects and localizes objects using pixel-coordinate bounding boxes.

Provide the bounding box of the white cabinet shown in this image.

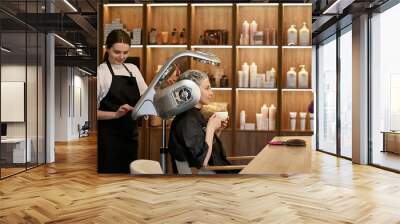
[1,138,32,163]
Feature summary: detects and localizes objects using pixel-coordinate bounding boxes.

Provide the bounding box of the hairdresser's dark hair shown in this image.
[103,29,131,62]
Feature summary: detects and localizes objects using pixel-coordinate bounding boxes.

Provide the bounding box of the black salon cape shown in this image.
[168,108,235,173]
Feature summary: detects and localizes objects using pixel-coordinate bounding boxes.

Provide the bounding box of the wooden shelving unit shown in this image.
[100,2,313,161]
[191,4,233,45]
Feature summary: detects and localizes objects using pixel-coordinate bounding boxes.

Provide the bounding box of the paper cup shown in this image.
[215,111,229,120]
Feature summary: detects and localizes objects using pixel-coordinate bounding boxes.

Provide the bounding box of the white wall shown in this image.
[1,65,27,138]
[55,67,89,141]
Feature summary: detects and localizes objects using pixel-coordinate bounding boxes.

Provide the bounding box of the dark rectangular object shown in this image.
[126,57,140,70]
[1,123,7,137]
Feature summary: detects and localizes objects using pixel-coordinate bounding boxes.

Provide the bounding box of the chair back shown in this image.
[130,160,163,174]
[174,160,215,174]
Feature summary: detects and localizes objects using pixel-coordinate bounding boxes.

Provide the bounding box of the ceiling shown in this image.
[1,0,394,73]
[0,0,97,73]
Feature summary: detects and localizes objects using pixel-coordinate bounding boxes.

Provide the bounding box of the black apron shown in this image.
[98,60,141,173]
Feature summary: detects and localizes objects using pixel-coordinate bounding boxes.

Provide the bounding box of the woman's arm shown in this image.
[97,104,134,120]
[203,125,216,167]
[202,114,223,167]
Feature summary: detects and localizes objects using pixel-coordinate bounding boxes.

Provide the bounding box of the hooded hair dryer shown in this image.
[131,50,221,120]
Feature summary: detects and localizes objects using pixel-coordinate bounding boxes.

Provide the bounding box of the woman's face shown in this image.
[198,78,213,105]
[107,43,129,64]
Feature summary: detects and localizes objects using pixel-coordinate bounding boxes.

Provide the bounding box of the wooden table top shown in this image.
[240,136,312,175]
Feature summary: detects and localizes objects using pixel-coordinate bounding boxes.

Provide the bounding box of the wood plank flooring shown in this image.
[1,135,400,223]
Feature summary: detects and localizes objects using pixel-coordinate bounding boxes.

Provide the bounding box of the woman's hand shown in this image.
[206,114,223,132]
[216,117,229,137]
[114,104,134,119]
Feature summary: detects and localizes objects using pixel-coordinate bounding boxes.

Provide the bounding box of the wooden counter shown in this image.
[240,136,311,175]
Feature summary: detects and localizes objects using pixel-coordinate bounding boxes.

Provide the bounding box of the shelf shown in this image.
[237,3,279,6]
[282,3,312,7]
[282,89,313,92]
[191,4,232,45]
[130,45,143,48]
[149,126,233,132]
[236,4,278,46]
[236,88,277,91]
[236,129,277,133]
[192,3,233,6]
[282,46,312,49]
[101,2,313,160]
[236,47,278,75]
[104,4,143,7]
[282,4,312,46]
[212,87,232,91]
[281,129,314,135]
[237,45,278,49]
[191,45,232,49]
[102,44,143,48]
[282,47,312,89]
[146,45,187,48]
[148,3,188,7]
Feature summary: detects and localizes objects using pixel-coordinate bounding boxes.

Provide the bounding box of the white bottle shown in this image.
[261,104,268,117]
[268,104,276,131]
[256,74,264,88]
[298,65,308,89]
[250,62,258,88]
[287,67,297,88]
[242,62,249,88]
[299,22,310,46]
[240,110,246,129]
[250,62,257,75]
[261,104,269,130]
[265,68,276,88]
[299,112,307,131]
[242,21,250,45]
[256,113,263,130]
[250,20,258,45]
[238,71,244,87]
[289,112,297,131]
[287,25,297,46]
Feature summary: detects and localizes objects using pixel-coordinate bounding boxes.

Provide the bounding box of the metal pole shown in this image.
[160,119,167,174]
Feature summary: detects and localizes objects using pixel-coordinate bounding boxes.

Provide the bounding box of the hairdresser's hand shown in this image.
[115,104,134,119]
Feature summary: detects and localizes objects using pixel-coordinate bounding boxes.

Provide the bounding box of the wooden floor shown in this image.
[1,135,400,223]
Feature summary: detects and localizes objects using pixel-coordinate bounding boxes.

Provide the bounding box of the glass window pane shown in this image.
[1,30,27,177]
[27,31,38,169]
[318,36,337,154]
[371,4,400,171]
[340,28,352,158]
[38,32,46,165]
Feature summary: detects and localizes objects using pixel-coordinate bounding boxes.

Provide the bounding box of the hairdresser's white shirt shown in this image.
[97,62,147,109]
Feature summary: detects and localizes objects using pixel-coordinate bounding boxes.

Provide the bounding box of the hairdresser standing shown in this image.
[97,29,147,173]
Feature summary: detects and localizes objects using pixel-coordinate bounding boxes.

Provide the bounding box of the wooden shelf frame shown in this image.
[100,3,313,159]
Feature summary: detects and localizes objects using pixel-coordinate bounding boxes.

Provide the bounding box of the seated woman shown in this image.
[168,70,237,174]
